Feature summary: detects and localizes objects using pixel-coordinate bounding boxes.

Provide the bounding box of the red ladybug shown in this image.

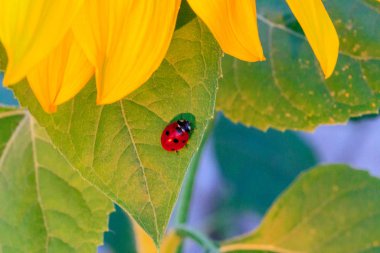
[161,119,192,152]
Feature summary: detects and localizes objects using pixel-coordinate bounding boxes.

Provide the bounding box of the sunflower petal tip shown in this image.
[43,104,57,114]
[322,46,339,79]
[244,54,266,62]
[96,96,118,105]
[189,0,264,66]
[96,97,104,105]
[285,0,339,80]
[323,67,335,79]
[323,69,333,79]
[2,76,11,87]
[2,68,21,87]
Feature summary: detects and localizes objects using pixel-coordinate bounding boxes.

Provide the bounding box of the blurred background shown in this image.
[1,73,379,253]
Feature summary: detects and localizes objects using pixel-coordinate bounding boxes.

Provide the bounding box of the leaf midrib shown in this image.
[119,100,160,242]
[28,115,51,251]
[0,111,53,252]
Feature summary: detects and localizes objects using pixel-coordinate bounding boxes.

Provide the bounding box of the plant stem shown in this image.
[174,225,219,253]
[176,115,216,224]
[175,116,216,252]
[176,151,201,224]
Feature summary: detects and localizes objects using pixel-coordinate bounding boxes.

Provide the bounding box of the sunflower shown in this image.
[0,0,338,113]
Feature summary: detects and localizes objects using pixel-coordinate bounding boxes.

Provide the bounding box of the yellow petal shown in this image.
[0,0,85,85]
[286,0,339,78]
[187,0,265,62]
[160,231,182,253]
[72,0,180,104]
[133,221,159,253]
[27,31,94,113]
[133,221,181,253]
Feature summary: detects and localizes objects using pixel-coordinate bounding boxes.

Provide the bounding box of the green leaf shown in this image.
[221,164,380,253]
[0,107,113,252]
[217,0,380,131]
[213,115,317,215]
[11,18,221,244]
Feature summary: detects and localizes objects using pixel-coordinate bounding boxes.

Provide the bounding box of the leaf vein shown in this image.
[119,100,160,242]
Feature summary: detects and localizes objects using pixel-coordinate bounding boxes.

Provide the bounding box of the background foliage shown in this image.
[217,0,380,131]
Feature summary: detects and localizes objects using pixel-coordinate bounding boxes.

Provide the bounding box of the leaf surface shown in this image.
[217,0,380,131]
[221,164,380,253]
[0,107,113,253]
[9,18,221,244]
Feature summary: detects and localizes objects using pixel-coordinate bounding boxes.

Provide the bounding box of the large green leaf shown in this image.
[217,0,380,131]
[213,115,316,215]
[9,18,221,244]
[221,164,380,253]
[0,107,113,253]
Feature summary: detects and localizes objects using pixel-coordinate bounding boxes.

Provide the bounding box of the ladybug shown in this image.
[161,119,192,152]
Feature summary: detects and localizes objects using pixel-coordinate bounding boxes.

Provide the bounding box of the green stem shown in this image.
[174,225,219,253]
[175,116,216,252]
[176,150,201,224]
[176,115,216,224]
[174,146,202,253]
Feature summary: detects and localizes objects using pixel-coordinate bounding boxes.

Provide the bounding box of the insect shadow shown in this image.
[171,112,196,136]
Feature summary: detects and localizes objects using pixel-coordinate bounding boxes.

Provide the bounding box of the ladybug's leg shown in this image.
[176,150,179,155]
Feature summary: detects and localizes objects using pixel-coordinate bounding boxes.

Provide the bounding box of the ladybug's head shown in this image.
[177,119,192,133]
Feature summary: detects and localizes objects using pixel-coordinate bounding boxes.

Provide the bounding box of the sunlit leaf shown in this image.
[221,164,380,253]
[9,18,221,245]
[0,107,113,252]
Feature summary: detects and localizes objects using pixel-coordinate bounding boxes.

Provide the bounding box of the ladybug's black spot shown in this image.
[182,140,186,143]
[165,130,170,136]
[173,138,179,143]
[171,148,175,151]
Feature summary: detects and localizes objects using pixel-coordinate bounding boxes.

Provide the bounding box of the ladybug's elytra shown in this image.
[161,119,192,152]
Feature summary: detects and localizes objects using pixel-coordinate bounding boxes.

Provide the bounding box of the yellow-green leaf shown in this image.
[221,164,380,253]
[9,18,221,245]
[0,106,113,252]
